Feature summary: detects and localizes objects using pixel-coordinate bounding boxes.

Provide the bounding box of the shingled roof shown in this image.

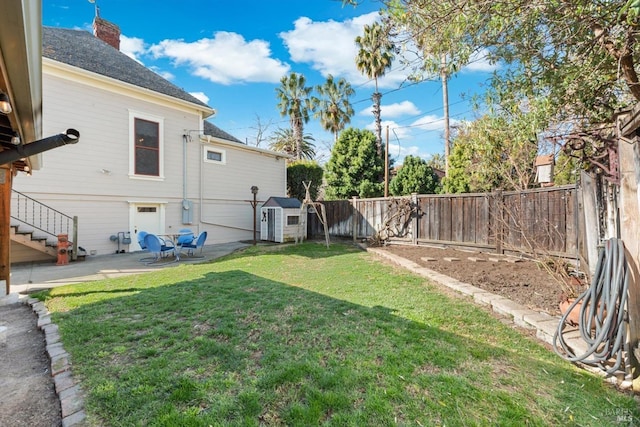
[203,120,244,144]
[42,26,211,110]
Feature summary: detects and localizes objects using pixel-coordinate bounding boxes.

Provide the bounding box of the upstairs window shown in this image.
[130,111,164,179]
[135,119,159,175]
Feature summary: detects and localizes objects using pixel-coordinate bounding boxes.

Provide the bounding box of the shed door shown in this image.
[267,208,276,242]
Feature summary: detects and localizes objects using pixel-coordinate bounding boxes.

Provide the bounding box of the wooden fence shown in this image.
[308,185,581,259]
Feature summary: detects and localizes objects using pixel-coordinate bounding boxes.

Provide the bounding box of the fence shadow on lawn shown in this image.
[217,240,361,262]
[42,263,639,426]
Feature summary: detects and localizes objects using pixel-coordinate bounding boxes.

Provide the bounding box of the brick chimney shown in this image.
[93,16,120,50]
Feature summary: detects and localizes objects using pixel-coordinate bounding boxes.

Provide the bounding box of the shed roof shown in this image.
[534,154,554,166]
[42,26,211,110]
[263,197,302,209]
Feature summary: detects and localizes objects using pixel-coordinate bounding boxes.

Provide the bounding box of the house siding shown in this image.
[12,66,286,257]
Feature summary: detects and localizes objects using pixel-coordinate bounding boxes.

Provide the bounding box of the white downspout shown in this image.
[183,134,188,202]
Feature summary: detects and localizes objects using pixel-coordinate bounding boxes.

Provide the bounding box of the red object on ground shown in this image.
[56,234,70,266]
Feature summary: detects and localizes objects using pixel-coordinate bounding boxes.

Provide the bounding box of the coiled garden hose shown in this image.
[553,238,630,375]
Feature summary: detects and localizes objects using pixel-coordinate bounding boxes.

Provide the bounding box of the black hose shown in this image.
[552,238,629,375]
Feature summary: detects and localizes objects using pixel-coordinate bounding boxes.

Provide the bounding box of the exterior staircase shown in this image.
[10,190,78,264]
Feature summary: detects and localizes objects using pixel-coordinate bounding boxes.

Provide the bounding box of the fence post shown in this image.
[494,189,503,254]
[351,196,358,242]
[411,193,418,245]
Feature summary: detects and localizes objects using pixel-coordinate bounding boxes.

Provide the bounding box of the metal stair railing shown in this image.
[10,189,78,260]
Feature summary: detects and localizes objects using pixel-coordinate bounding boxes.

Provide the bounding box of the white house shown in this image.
[11,17,286,262]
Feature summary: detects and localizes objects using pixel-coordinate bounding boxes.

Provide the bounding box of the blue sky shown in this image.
[43,0,496,164]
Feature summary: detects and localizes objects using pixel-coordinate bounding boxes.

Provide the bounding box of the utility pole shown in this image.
[441,54,451,177]
[385,125,390,197]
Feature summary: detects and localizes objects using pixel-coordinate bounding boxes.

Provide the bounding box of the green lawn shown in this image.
[39,243,638,426]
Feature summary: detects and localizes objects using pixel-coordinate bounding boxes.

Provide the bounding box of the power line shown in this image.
[393,109,473,131]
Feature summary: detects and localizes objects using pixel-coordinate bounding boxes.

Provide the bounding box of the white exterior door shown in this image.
[129,203,165,251]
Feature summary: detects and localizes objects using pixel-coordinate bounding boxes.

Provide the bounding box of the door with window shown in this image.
[130,203,164,251]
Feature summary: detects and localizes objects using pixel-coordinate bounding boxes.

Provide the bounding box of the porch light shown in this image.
[0,93,12,114]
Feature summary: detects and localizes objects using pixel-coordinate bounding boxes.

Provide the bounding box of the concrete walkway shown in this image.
[9,241,249,294]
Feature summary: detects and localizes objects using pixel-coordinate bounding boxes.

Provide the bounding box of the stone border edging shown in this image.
[366,246,560,337]
[23,296,86,427]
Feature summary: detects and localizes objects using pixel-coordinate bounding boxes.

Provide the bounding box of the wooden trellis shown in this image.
[296,181,329,248]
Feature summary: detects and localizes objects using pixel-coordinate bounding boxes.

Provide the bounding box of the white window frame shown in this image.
[129,110,165,180]
[203,146,226,165]
[286,215,300,226]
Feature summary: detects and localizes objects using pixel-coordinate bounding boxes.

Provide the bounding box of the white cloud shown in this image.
[190,92,210,104]
[120,35,146,64]
[359,100,421,118]
[149,32,290,85]
[388,143,422,163]
[149,66,175,81]
[279,12,409,88]
[365,119,411,140]
[410,114,446,131]
[462,49,499,73]
[279,13,377,80]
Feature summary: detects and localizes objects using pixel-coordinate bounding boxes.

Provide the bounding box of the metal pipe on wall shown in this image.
[0,129,79,165]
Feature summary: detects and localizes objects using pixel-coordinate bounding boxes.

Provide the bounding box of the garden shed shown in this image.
[260,197,304,243]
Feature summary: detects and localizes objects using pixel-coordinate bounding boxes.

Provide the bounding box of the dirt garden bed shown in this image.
[377,243,586,316]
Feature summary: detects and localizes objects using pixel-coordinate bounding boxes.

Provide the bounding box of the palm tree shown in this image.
[275,72,313,160]
[313,74,355,142]
[268,128,316,161]
[355,22,394,156]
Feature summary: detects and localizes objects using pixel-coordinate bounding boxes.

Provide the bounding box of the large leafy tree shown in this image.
[355,21,394,155]
[287,160,324,201]
[442,111,540,193]
[275,72,314,160]
[268,128,316,161]
[386,0,640,125]
[425,153,445,171]
[389,155,441,195]
[313,74,355,142]
[325,128,384,200]
[553,150,581,186]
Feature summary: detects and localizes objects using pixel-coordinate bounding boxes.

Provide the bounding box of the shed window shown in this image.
[287,215,300,226]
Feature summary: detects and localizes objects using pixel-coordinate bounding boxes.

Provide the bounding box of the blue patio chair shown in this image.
[181,231,207,258]
[137,231,148,249]
[176,228,195,246]
[143,233,176,264]
[137,231,157,262]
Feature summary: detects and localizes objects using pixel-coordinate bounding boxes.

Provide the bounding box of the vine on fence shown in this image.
[496,196,585,299]
[369,197,415,246]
